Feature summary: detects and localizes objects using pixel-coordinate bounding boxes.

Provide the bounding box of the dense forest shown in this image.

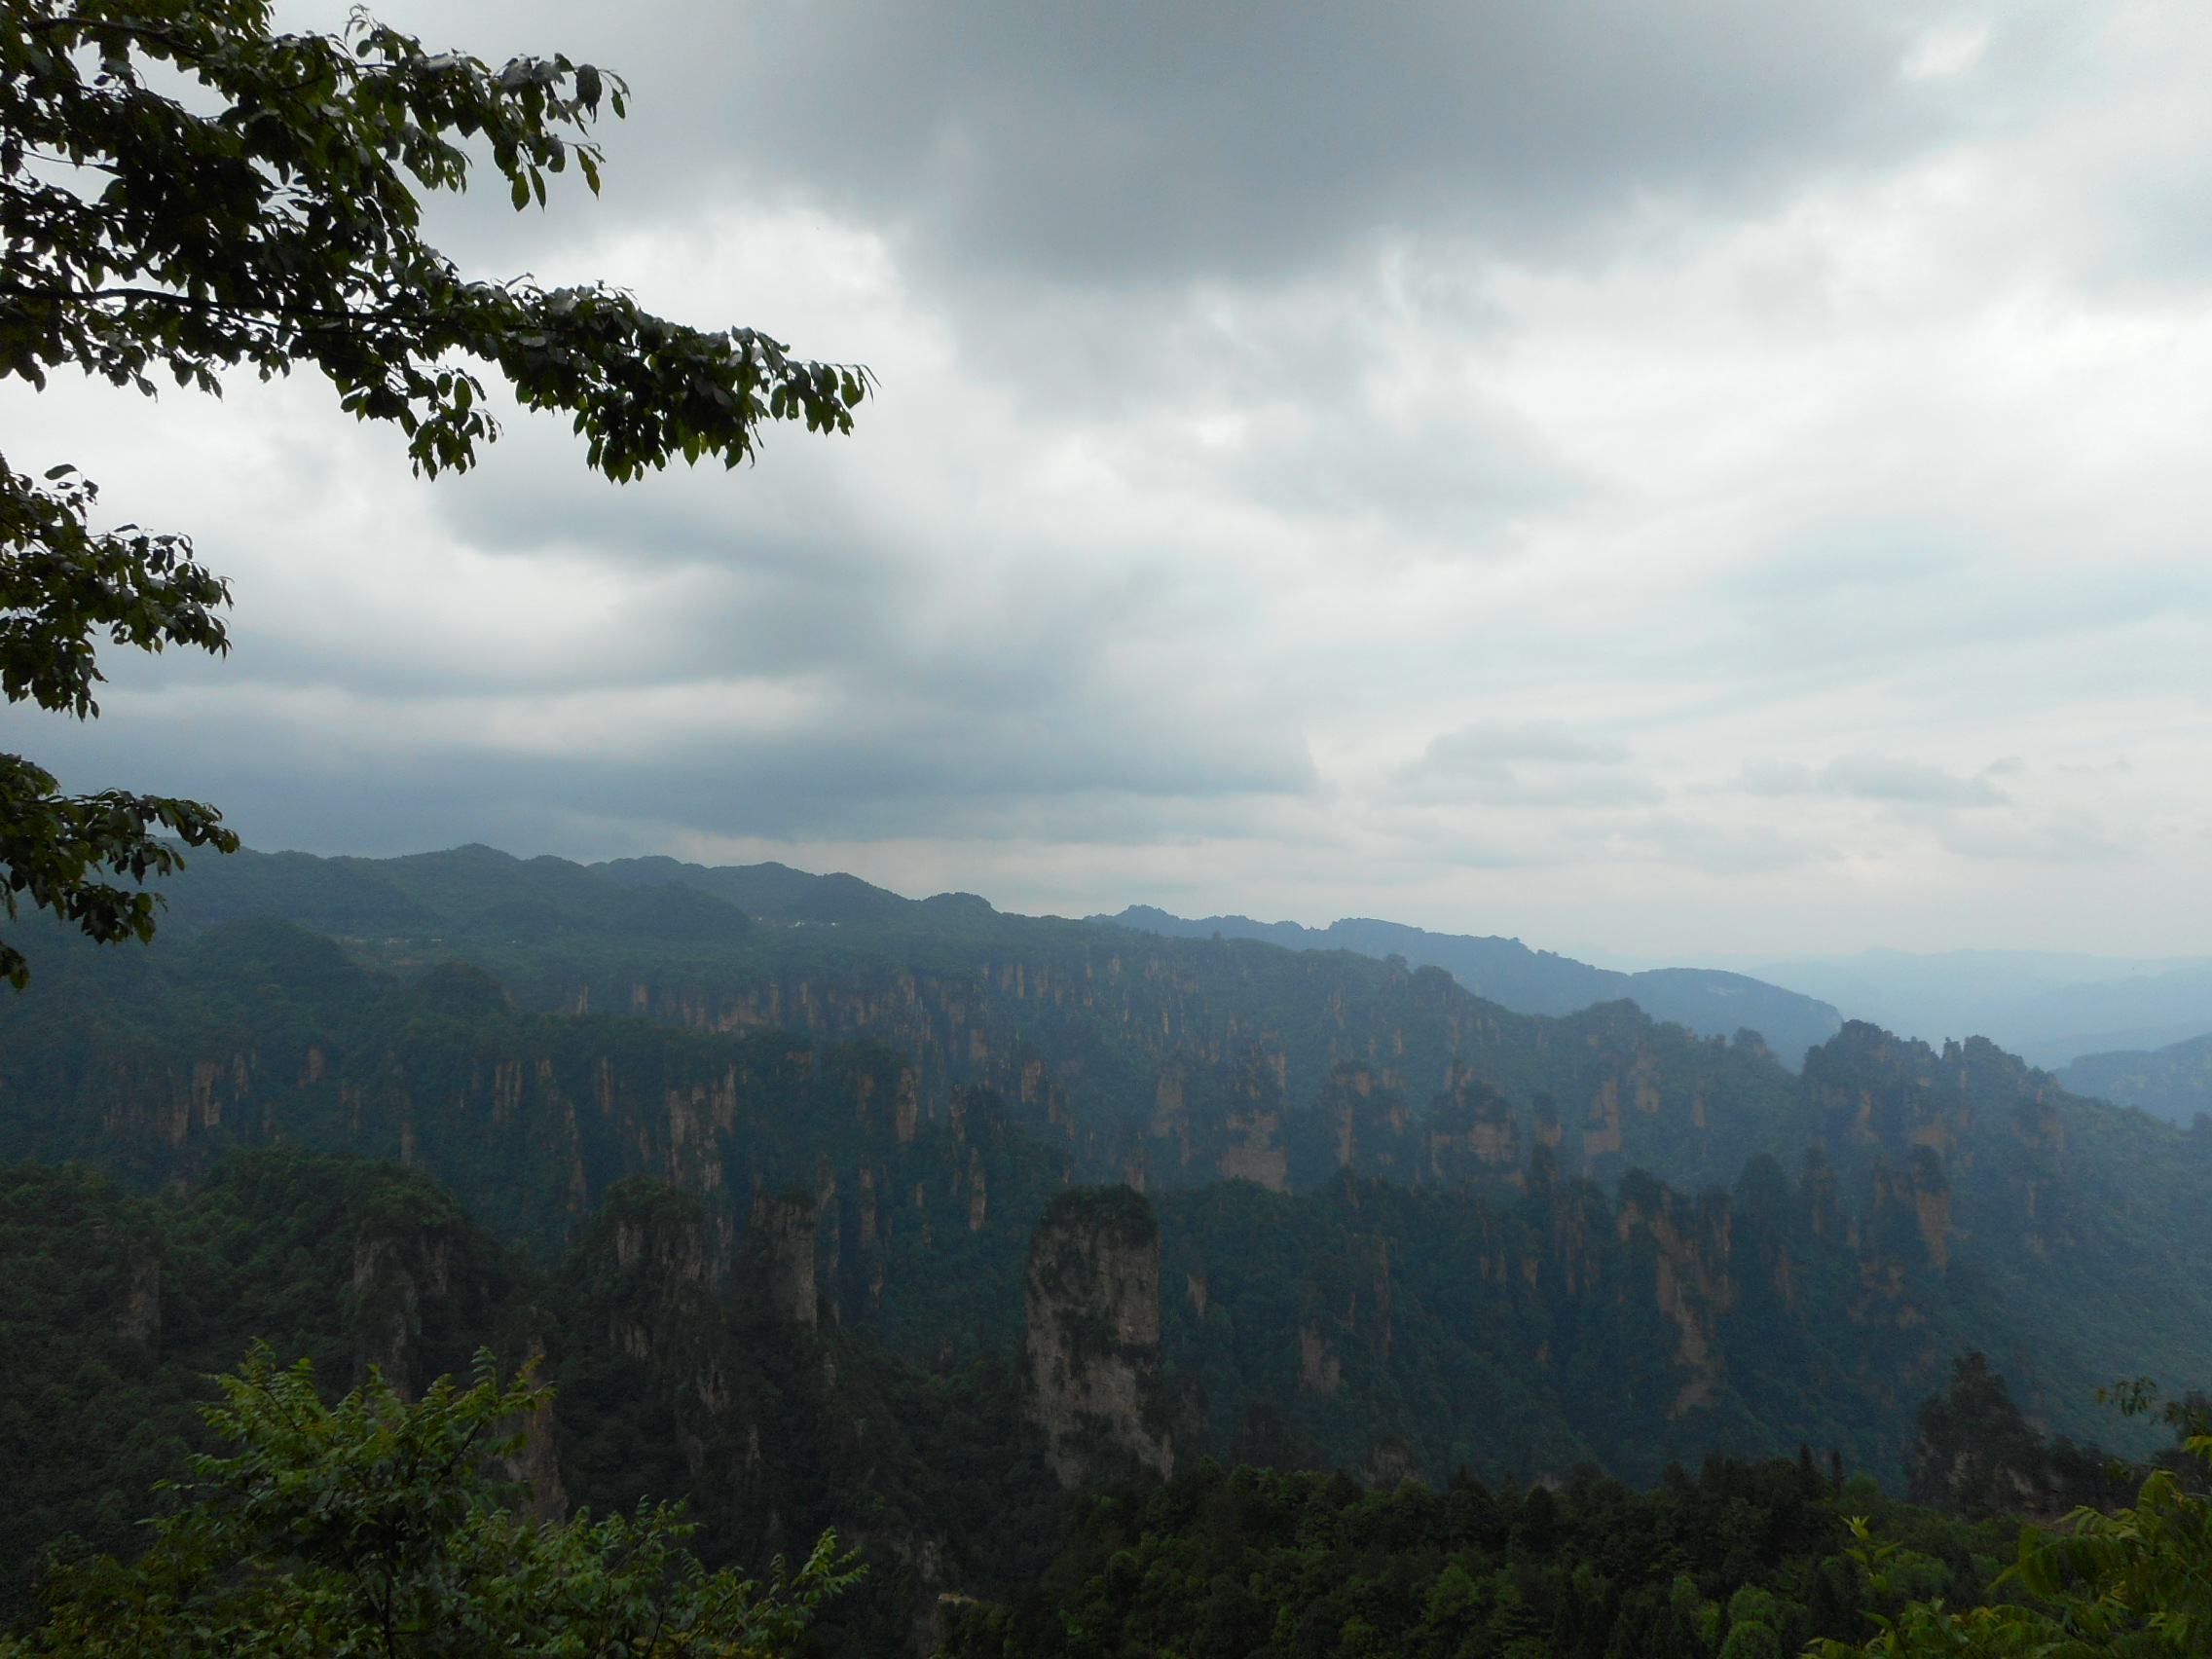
[944,1456,2008,1659]
[2,845,2206,1653]
[0,1148,1061,1650]
[1,1144,2165,1657]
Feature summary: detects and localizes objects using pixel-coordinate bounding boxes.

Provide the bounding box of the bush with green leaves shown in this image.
[1817,1389,2212,1659]
[1,1344,859,1659]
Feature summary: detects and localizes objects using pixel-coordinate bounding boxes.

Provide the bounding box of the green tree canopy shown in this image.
[2,1345,860,1659]
[0,0,870,985]
[1821,1389,2212,1659]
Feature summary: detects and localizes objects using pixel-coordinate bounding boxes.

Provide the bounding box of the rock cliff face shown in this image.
[742,1190,819,1325]
[504,1337,570,1523]
[343,1184,517,1398]
[352,1224,455,1394]
[549,1175,1059,1658]
[1024,1186,1174,1487]
[1613,1173,1736,1418]
[116,1248,161,1344]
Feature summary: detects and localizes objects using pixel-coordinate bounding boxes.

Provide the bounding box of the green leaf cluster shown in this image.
[1822,1400,2212,1659]
[0,4,867,982]
[1,1344,859,1659]
[0,0,866,474]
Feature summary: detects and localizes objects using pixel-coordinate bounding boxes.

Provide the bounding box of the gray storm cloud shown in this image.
[657,0,1944,276]
[385,0,1988,279]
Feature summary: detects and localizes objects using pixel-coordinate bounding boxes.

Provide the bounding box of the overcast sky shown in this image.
[9,0,2212,957]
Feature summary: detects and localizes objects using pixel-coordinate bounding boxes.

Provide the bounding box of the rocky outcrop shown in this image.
[1024,1185,1174,1487]
[1905,1350,2126,1523]
[1215,1046,1290,1192]
[1318,1062,1419,1185]
[1362,1435,1423,1489]
[742,1189,819,1325]
[116,1248,161,1344]
[549,1173,1058,1657]
[1426,1066,1521,1183]
[1615,1172,1736,1419]
[503,1339,570,1523]
[1297,1325,1343,1396]
[351,1219,457,1395]
[1863,1147,1954,1275]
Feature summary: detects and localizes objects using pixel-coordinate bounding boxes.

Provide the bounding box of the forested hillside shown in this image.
[1,844,2203,1489]
[1101,903,1842,1067]
[100,843,1822,1198]
[11,1143,2117,1659]
[943,1456,2014,1659]
[5,843,2210,1653]
[0,1150,1061,1650]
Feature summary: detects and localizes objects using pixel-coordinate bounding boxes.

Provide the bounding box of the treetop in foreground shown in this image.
[2,1343,860,1659]
[0,0,869,477]
[0,0,869,985]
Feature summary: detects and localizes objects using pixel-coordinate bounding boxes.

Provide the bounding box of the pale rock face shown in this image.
[1363,1436,1424,1489]
[350,1225,455,1396]
[1217,1109,1288,1190]
[747,1190,819,1326]
[1023,1187,1172,1488]
[116,1251,161,1344]
[504,1338,569,1523]
[1614,1184,1736,1419]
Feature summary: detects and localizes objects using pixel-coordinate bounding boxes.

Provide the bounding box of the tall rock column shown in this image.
[350,1218,460,1396]
[1024,1185,1173,1488]
[742,1189,819,1326]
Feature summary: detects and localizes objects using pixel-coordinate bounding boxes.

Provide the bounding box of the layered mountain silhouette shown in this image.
[2061,1031,2212,1124]
[5,841,2211,1643]
[1100,904,1842,1067]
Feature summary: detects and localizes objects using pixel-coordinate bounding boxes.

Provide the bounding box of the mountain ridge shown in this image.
[3,841,2203,1477]
[2061,1031,2212,1124]
[1740,948,2212,1069]
[128,841,1845,1066]
[1096,903,1843,1068]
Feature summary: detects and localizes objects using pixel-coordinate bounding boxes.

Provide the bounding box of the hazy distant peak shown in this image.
[1741,950,2212,1071]
[1098,904,1840,1068]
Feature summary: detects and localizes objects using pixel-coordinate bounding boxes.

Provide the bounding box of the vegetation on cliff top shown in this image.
[4,1140,2203,1659]
[1037,1185,1161,1250]
[3,900,2206,1482]
[6,851,2212,1647]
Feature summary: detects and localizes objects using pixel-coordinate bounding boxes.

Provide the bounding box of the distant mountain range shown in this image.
[122,842,2212,1081]
[2060,1033,2212,1125]
[5,838,2210,1502]
[1096,905,1844,1070]
[1732,949,2212,1071]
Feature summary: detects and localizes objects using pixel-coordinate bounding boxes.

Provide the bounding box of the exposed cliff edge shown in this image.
[1024,1186,1176,1487]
